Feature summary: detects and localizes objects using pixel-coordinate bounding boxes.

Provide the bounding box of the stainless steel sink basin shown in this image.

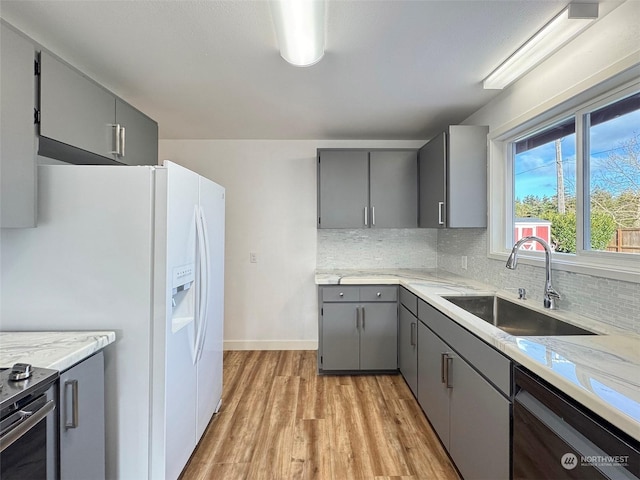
[442,295,596,336]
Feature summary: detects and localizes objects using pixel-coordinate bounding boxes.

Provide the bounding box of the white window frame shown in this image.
[488,76,640,283]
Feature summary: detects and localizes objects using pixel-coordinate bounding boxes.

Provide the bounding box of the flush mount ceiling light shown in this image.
[483,3,598,90]
[270,0,326,67]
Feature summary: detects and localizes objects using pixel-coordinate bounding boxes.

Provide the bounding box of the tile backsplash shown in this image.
[437,229,640,334]
[317,229,437,269]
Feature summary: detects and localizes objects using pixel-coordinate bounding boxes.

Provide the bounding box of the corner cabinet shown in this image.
[0,22,37,228]
[59,351,106,480]
[317,149,418,228]
[419,125,488,228]
[318,285,398,373]
[417,299,511,480]
[39,51,158,166]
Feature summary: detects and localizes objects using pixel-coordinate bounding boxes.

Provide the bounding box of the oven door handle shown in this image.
[0,399,55,453]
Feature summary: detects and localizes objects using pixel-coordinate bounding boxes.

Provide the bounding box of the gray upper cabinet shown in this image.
[39,51,157,166]
[0,22,37,228]
[115,98,159,166]
[369,151,418,228]
[318,149,418,228]
[40,51,115,160]
[419,125,489,228]
[318,150,369,228]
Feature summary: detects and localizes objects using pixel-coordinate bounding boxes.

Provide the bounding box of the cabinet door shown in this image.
[449,354,510,480]
[369,150,417,227]
[359,302,397,370]
[447,125,489,228]
[318,150,369,228]
[418,132,446,228]
[321,303,360,370]
[40,51,116,160]
[1,23,37,228]
[115,98,158,166]
[399,305,418,396]
[59,352,106,480]
[417,322,451,449]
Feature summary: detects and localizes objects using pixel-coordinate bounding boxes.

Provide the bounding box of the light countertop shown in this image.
[316,268,640,441]
[0,331,116,372]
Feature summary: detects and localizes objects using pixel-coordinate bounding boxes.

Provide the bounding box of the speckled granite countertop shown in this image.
[0,331,116,371]
[316,269,640,441]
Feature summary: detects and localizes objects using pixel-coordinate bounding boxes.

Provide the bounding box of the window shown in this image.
[584,92,640,254]
[490,81,640,280]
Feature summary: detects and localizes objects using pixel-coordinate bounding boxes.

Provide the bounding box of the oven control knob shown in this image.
[9,363,33,381]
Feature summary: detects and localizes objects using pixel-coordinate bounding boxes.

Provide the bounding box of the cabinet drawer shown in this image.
[322,286,359,302]
[418,299,511,396]
[400,287,418,315]
[360,286,397,302]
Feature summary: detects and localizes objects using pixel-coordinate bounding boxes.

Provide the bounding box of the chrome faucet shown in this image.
[506,236,560,309]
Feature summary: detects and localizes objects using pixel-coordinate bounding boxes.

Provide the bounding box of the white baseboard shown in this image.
[224,340,318,351]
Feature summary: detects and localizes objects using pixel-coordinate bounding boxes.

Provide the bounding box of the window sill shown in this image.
[488,250,640,284]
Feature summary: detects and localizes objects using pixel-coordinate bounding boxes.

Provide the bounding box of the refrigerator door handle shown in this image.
[191,205,206,364]
[195,205,211,362]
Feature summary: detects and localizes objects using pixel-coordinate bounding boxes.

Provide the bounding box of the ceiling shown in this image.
[0,1,610,140]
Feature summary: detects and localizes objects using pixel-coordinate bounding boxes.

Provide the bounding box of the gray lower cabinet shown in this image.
[39,51,157,166]
[398,305,418,397]
[419,125,489,228]
[449,353,511,480]
[319,286,398,372]
[0,22,37,228]
[417,301,511,480]
[417,321,451,448]
[317,149,417,228]
[59,351,106,480]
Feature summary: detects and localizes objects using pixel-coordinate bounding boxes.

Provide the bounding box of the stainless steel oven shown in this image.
[0,364,59,480]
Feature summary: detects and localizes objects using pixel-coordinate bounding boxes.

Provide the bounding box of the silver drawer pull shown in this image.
[65,379,79,429]
[376,292,381,297]
[339,292,344,297]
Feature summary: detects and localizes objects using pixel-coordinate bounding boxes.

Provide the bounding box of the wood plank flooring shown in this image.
[180,350,460,480]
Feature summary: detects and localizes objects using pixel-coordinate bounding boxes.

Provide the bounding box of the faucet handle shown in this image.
[518,288,526,300]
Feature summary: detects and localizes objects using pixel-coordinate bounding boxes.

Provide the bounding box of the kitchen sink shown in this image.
[442,295,596,336]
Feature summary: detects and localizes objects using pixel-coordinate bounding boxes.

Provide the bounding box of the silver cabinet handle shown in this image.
[438,202,445,225]
[110,124,121,155]
[339,292,344,297]
[361,306,365,329]
[65,379,79,429]
[119,126,126,157]
[364,207,368,226]
[372,206,375,226]
[445,356,453,389]
[376,292,381,298]
[410,322,416,346]
[355,306,359,329]
[440,353,447,384]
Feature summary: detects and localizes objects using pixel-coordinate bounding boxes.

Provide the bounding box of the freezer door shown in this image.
[195,175,225,440]
[161,161,200,480]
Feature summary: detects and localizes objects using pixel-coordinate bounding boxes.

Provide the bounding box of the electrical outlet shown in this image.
[461,255,468,270]
[250,252,257,263]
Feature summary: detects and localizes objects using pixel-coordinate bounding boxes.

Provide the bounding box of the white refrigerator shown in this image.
[0,160,225,480]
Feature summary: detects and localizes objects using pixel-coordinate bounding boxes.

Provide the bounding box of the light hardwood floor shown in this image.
[180,350,460,480]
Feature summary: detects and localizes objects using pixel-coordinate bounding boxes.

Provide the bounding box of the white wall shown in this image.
[158,139,421,350]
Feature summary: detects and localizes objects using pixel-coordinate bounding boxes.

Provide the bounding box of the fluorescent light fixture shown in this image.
[270,0,326,67]
[483,3,598,89]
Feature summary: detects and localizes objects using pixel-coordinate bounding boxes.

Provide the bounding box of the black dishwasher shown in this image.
[513,366,639,479]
